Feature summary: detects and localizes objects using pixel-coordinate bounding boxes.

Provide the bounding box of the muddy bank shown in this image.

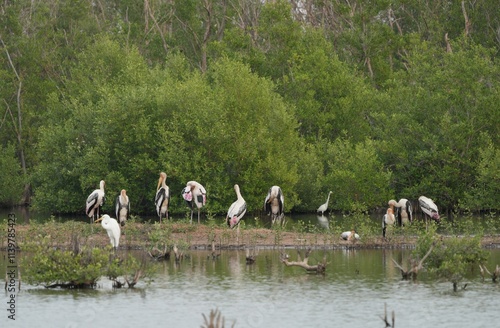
[3,222,500,251]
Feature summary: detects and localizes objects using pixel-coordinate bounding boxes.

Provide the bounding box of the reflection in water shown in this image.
[316,214,329,230]
[1,249,500,327]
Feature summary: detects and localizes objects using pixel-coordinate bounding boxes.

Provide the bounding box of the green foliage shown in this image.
[414,226,488,291]
[23,239,110,288]
[322,138,393,211]
[0,144,24,206]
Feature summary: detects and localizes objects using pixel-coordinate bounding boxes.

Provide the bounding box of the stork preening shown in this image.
[418,196,440,221]
[95,214,121,249]
[182,181,207,224]
[341,230,360,241]
[227,184,247,244]
[115,189,130,227]
[317,191,333,215]
[264,186,284,226]
[86,180,105,223]
[395,198,413,226]
[155,172,170,223]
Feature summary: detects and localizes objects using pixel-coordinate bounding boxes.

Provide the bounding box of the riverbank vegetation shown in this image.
[0,0,499,217]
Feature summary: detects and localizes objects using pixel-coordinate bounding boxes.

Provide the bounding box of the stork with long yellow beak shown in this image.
[155,172,170,223]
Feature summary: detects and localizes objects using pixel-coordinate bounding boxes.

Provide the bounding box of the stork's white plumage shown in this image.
[155,172,170,223]
[317,191,333,215]
[264,186,284,225]
[227,184,246,228]
[115,189,130,227]
[382,204,396,238]
[418,196,440,221]
[341,230,360,241]
[395,198,413,226]
[86,180,105,223]
[182,180,206,224]
[95,214,121,249]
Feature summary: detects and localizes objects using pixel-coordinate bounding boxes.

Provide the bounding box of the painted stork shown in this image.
[115,189,130,227]
[317,191,333,215]
[227,184,247,228]
[418,196,440,221]
[395,198,413,226]
[382,201,396,238]
[86,180,105,223]
[155,172,170,223]
[341,230,360,241]
[181,180,206,224]
[264,186,284,225]
[95,214,121,249]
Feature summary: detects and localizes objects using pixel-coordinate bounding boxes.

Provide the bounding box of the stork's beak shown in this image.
[95,217,103,223]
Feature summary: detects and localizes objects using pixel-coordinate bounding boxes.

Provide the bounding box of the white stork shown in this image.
[115,189,130,227]
[418,196,440,221]
[155,172,170,223]
[181,180,206,224]
[264,186,284,225]
[95,214,121,249]
[395,198,413,226]
[317,191,333,215]
[86,180,105,223]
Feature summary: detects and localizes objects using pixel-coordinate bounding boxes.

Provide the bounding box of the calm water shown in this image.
[2,248,500,328]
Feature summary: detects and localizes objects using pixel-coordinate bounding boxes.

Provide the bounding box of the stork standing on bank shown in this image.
[182,181,207,224]
[264,186,284,226]
[155,172,170,223]
[95,214,121,249]
[227,184,247,244]
[86,180,105,223]
[317,191,333,215]
[418,196,440,221]
[382,200,397,238]
[115,189,130,227]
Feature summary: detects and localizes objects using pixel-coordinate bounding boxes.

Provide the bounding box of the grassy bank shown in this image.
[2,217,500,252]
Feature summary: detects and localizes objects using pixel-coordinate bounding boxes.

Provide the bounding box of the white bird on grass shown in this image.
[264,186,284,226]
[317,191,333,215]
[115,189,130,227]
[86,180,105,223]
[341,230,360,241]
[95,214,121,249]
[182,181,207,224]
[155,172,170,223]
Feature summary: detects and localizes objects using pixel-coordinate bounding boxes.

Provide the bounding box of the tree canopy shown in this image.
[0,0,499,215]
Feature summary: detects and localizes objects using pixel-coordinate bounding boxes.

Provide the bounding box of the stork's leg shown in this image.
[190,210,193,224]
[197,209,201,224]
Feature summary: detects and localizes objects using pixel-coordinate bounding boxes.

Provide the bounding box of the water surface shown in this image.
[2,249,500,327]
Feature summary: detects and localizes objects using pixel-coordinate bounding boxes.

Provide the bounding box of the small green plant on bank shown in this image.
[414,225,488,292]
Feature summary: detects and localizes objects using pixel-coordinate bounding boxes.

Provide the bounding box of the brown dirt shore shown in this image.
[3,222,500,251]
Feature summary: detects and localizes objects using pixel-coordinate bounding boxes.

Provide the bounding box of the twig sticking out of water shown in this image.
[379,303,395,327]
[392,245,433,280]
[201,308,235,328]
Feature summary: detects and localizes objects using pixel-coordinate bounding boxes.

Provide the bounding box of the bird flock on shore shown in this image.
[85,174,440,248]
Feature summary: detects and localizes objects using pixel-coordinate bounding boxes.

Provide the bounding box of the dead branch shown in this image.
[281,248,326,274]
[479,264,499,283]
[379,303,395,327]
[461,1,471,37]
[245,247,256,264]
[392,245,433,280]
[173,244,184,262]
[147,245,169,260]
